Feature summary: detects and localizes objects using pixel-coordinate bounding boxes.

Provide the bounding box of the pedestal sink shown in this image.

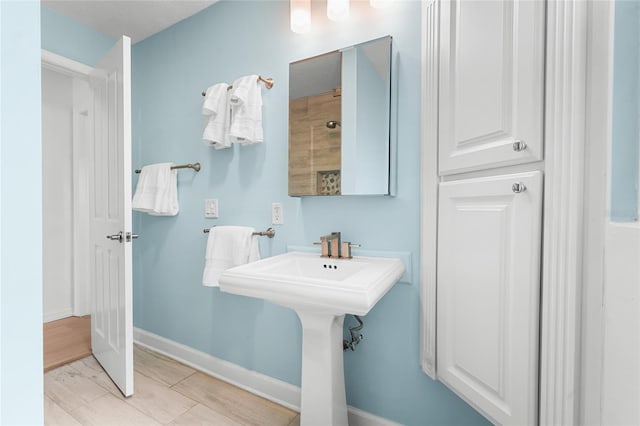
[219,251,405,426]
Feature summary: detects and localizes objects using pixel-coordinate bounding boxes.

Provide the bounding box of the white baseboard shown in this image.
[133,327,300,410]
[347,406,402,426]
[43,308,73,323]
[133,327,400,426]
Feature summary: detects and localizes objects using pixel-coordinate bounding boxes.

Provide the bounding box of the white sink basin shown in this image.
[218,251,405,316]
[219,251,405,426]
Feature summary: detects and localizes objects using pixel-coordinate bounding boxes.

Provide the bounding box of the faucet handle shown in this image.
[340,242,361,259]
[313,235,331,258]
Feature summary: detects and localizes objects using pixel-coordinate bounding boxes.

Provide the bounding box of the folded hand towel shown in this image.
[228,75,263,145]
[132,163,179,216]
[202,83,231,149]
[202,226,260,287]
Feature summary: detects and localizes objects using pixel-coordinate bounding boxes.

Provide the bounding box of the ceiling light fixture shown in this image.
[327,0,350,22]
[370,0,392,8]
[290,0,311,34]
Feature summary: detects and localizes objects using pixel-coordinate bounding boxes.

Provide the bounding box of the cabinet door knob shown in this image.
[513,140,527,151]
[512,182,527,193]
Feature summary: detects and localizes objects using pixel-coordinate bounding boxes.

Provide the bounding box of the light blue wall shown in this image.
[611,0,640,221]
[41,5,115,67]
[132,1,486,424]
[0,0,43,423]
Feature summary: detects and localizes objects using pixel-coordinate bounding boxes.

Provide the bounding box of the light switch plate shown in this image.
[205,199,218,218]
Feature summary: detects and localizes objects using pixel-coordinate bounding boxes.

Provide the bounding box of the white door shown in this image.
[89,36,134,397]
[438,0,545,175]
[437,171,543,425]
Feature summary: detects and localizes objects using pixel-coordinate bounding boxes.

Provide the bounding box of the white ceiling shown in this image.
[43,0,219,44]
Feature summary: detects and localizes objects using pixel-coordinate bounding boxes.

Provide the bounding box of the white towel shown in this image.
[132,163,179,216]
[202,226,260,287]
[228,75,263,145]
[202,83,231,149]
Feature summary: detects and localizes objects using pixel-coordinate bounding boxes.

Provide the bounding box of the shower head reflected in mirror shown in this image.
[326,120,341,129]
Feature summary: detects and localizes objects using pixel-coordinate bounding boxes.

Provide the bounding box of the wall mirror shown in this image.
[288,36,392,196]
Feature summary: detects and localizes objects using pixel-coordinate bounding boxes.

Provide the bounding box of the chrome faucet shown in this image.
[314,232,341,258]
[314,231,360,258]
[329,232,341,258]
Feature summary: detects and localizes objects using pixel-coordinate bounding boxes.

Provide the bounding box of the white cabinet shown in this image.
[432,2,546,422]
[438,0,545,175]
[436,171,543,425]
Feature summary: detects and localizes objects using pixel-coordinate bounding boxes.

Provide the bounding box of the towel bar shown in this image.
[201,76,274,96]
[135,163,201,174]
[203,227,275,239]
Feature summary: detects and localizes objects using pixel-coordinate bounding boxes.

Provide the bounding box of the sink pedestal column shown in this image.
[297,311,348,426]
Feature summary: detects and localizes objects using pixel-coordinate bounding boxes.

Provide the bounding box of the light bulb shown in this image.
[290,0,311,34]
[327,0,349,22]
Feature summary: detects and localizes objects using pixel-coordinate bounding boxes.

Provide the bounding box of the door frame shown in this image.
[41,50,93,318]
[419,0,612,423]
[579,1,614,424]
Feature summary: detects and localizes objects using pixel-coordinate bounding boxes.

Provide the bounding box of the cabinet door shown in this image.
[439,0,545,175]
[437,171,542,425]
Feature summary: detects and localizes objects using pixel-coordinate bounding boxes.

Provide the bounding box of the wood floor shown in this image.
[45,345,300,426]
[44,316,92,372]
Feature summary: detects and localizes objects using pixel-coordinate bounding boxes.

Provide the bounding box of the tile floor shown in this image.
[44,345,300,426]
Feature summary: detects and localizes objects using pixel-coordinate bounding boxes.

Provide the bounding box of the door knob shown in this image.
[106,231,123,242]
[512,182,527,193]
[126,232,139,242]
[512,140,527,152]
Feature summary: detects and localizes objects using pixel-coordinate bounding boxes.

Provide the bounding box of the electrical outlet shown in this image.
[204,199,218,218]
[271,202,283,225]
